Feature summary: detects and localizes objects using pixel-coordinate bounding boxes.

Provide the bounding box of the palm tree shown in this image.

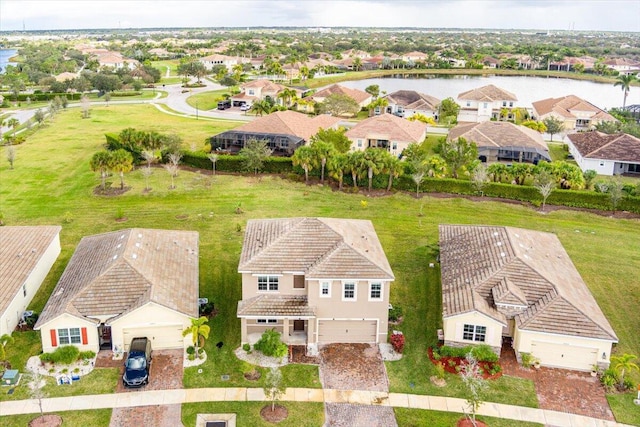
[231,63,244,82]
[346,151,364,189]
[90,150,112,190]
[614,74,636,108]
[277,88,298,108]
[384,155,404,191]
[109,149,134,190]
[250,100,270,117]
[610,353,639,388]
[362,148,385,192]
[327,153,348,190]
[352,57,362,72]
[0,334,14,361]
[310,140,336,184]
[182,316,210,358]
[291,145,315,184]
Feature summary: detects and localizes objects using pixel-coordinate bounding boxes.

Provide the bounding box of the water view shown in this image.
[0,48,18,73]
[340,74,638,111]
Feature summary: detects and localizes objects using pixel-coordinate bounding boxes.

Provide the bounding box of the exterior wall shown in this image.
[458,100,515,123]
[1,233,61,336]
[513,328,614,370]
[109,302,192,352]
[566,139,617,175]
[349,138,410,157]
[307,279,391,344]
[241,273,308,299]
[442,312,504,354]
[38,313,99,354]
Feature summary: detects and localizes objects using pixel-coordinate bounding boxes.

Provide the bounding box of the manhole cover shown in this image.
[220,375,230,381]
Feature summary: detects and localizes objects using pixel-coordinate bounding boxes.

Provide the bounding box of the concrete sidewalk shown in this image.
[0,387,634,427]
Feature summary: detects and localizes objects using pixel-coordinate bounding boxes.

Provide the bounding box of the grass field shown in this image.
[1,409,112,427]
[1,105,639,420]
[394,408,544,427]
[182,402,325,426]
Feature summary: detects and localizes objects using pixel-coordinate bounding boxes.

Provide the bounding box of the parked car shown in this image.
[217,100,231,110]
[240,103,252,111]
[123,337,152,388]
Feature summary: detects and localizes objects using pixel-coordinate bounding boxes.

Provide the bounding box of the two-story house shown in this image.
[456,84,518,122]
[230,79,287,107]
[532,95,617,131]
[345,113,427,157]
[236,217,395,355]
[383,90,441,120]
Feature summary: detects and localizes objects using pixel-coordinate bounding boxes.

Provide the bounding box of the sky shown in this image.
[0,0,638,33]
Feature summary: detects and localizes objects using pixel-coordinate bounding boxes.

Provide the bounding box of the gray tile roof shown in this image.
[239,218,394,280]
[237,295,316,317]
[0,226,61,315]
[439,225,617,341]
[448,121,548,153]
[384,90,441,111]
[345,113,427,144]
[567,131,640,163]
[35,228,199,328]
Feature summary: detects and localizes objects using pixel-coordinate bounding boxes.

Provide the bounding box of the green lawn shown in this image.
[182,402,325,427]
[547,142,568,162]
[187,89,238,111]
[0,409,112,427]
[394,408,543,427]
[1,105,639,422]
[606,392,640,426]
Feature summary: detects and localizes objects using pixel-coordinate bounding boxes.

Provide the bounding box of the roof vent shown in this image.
[138,233,142,238]
[514,233,520,238]
[113,254,118,260]
[500,252,506,257]
[135,242,141,248]
[493,232,499,236]
[132,253,137,259]
[55,287,65,296]
[32,248,36,253]
[496,242,502,246]
[117,244,122,248]
[120,234,125,239]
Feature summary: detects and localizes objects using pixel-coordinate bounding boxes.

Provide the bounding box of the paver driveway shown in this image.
[320,344,397,427]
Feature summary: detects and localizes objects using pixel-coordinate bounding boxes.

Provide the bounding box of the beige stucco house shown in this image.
[457,84,518,122]
[439,225,618,371]
[230,79,286,107]
[532,95,617,131]
[34,229,199,354]
[383,90,441,120]
[345,113,427,157]
[0,226,61,336]
[237,218,394,354]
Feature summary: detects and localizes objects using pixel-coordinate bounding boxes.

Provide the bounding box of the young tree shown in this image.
[408,113,437,126]
[471,164,488,194]
[141,150,156,168]
[434,137,478,179]
[182,316,210,359]
[0,334,14,362]
[263,367,286,412]
[164,163,179,189]
[438,97,460,125]
[582,169,597,190]
[411,163,427,197]
[542,117,565,142]
[291,145,315,184]
[310,127,351,154]
[239,139,272,174]
[610,353,639,388]
[320,94,360,117]
[109,149,134,190]
[6,145,16,169]
[365,98,388,116]
[607,177,625,212]
[104,92,111,106]
[460,353,488,427]
[384,155,404,191]
[327,153,348,190]
[310,139,335,184]
[7,118,19,139]
[28,370,47,418]
[34,109,45,125]
[614,74,636,109]
[90,150,112,191]
[534,171,554,212]
[207,152,219,176]
[141,165,153,191]
[365,84,380,99]
[81,95,91,119]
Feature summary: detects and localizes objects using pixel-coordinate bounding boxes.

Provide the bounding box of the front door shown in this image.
[293,320,304,332]
[99,324,112,350]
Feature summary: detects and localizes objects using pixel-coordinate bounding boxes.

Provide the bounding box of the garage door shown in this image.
[531,341,598,371]
[122,325,184,351]
[317,320,377,344]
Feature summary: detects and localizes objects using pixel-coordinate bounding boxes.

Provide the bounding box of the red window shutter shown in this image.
[81,327,88,345]
[50,329,57,347]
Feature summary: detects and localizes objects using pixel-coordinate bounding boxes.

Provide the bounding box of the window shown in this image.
[343,282,356,301]
[483,103,488,108]
[58,328,81,345]
[509,102,514,107]
[392,142,397,150]
[502,101,507,107]
[294,275,305,289]
[257,319,277,324]
[358,140,362,148]
[599,161,605,167]
[369,282,383,300]
[257,276,279,291]
[320,281,331,298]
[466,101,471,107]
[463,324,486,342]
[248,89,255,95]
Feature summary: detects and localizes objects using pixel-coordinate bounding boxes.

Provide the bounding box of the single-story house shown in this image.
[345,113,427,157]
[383,90,441,120]
[210,110,341,156]
[532,95,617,131]
[565,131,640,176]
[0,226,61,336]
[299,84,372,114]
[237,217,394,354]
[448,121,550,164]
[456,84,518,122]
[34,228,199,354]
[230,79,287,107]
[439,225,618,371]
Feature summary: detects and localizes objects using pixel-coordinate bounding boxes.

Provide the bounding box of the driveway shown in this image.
[110,349,184,427]
[319,344,397,427]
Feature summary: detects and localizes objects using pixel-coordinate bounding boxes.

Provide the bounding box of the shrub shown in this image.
[434,361,445,379]
[390,332,405,353]
[42,345,80,365]
[242,343,251,352]
[623,377,634,390]
[186,346,195,355]
[601,368,618,392]
[254,329,288,358]
[470,345,499,363]
[388,305,403,322]
[431,348,441,360]
[188,353,195,361]
[39,353,52,364]
[439,345,470,358]
[78,350,96,360]
[520,352,533,367]
[488,363,502,375]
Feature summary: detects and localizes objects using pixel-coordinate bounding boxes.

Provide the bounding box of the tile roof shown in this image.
[310,84,371,104]
[532,95,617,122]
[345,113,427,144]
[0,226,61,316]
[439,225,617,341]
[239,218,394,280]
[237,295,316,317]
[35,229,199,328]
[457,84,517,102]
[234,111,341,141]
[566,131,640,163]
[384,90,441,111]
[240,79,286,93]
[448,121,548,153]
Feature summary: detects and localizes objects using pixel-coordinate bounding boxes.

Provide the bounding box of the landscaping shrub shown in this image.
[434,361,445,379]
[40,345,80,365]
[390,332,405,353]
[254,328,288,358]
[520,352,533,367]
[601,368,618,392]
[110,91,142,97]
[186,346,195,355]
[182,151,293,174]
[242,343,251,352]
[388,305,403,322]
[78,350,96,360]
[470,344,499,363]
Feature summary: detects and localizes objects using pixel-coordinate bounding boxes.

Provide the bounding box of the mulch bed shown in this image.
[260,404,288,423]
[457,418,487,427]
[29,415,62,427]
[428,348,502,380]
[289,345,319,365]
[93,185,131,196]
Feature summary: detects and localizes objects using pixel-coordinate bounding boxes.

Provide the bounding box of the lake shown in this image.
[0,49,18,73]
[339,74,638,111]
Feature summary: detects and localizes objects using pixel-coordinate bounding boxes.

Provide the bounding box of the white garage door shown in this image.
[531,341,598,371]
[317,320,377,344]
[122,325,184,351]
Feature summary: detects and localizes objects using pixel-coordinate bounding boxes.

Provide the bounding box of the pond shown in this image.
[338,74,638,111]
[0,49,18,74]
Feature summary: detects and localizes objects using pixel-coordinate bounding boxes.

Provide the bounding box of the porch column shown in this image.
[307,318,316,344]
[282,318,290,342]
[240,318,248,344]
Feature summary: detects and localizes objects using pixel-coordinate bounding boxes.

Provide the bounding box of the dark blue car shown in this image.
[123,337,152,388]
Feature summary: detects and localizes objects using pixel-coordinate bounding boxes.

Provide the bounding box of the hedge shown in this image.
[0,92,83,102]
[182,151,293,174]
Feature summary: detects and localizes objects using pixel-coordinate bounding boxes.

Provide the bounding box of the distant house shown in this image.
[210,111,341,156]
[482,56,501,69]
[383,90,441,120]
[448,121,550,164]
[439,225,618,371]
[94,52,139,70]
[230,79,286,107]
[565,131,640,176]
[401,51,428,63]
[54,72,77,83]
[301,84,372,114]
[345,113,427,157]
[603,58,640,74]
[34,229,199,354]
[237,217,394,354]
[532,95,617,131]
[148,48,172,59]
[0,226,61,336]
[456,85,518,122]
[199,54,246,71]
